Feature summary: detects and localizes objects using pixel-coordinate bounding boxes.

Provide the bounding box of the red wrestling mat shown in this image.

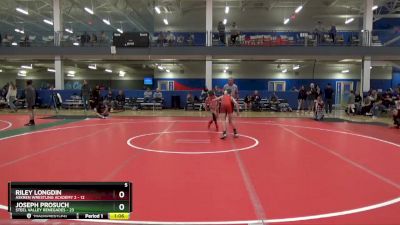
[0,117,399,225]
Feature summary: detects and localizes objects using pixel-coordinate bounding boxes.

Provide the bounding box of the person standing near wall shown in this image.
[24,80,36,126]
[324,83,334,114]
[223,78,239,100]
[81,80,90,111]
[230,22,239,45]
[6,82,17,112]
[297,85,307,112]
[218,21,226,45]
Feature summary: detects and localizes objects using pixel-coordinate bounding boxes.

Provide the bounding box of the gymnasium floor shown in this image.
[0,110,399,225]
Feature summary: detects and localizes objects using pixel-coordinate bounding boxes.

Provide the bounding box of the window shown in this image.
[268,81,286,92]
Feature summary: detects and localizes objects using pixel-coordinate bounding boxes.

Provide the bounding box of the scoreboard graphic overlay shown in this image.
[8,182,132,220]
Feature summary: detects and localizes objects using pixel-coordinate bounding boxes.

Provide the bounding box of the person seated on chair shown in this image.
[95,97,109,119]
[105,90,114,112]
[186,91,194,109]
[251,90,262,111]
[270,92,280,111]
[153,88,163,103]
[243,95,251,111]
[115,90,125,110]
[144,87,153,103]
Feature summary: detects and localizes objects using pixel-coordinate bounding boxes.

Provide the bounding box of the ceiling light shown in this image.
[12,42,17,46]
[21,64,33,69]
[223,19,227,25]
[16,7,29,15]
[295,5,303,14]
[73,42,79,46]
[158,66,164,70]
[225,6,229,14]
[20,30,24,34]
[284,18,290,24]
[67,73,75,77]
[372,5,378,11]
[18,70,27,76]
[47,68,56,73]
[370,66,373,69]
[15,28,20,33]
[224,66,229,70]
[65,28,73,34]
[102,19,111,25]
[105,69,113,73]
[282,69,288,73]
[43,19,53,26]
[166,69,171,73]
[341,69,349,73]
[293,65,300,70]
[163,19,168,25]
[223,69,227,73]
[84,7,94,15]
[68,71,76,75]
[119,71,126,77]
[117,28,123,34]
[0,69,2,73]
[345,18,354,24]
[88,64,97,70]
[155,6,161,14]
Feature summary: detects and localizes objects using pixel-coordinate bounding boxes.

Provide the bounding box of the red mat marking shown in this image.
[0,117,399,224]
[0,115,57,130]
[0,120,12,131]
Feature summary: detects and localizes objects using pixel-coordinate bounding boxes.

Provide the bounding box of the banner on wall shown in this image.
[113,32,149,47]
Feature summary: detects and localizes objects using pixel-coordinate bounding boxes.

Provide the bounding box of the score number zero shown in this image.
[117,182,129,211]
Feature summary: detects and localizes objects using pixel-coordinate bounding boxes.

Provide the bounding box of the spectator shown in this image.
[243,95,251,111]
[105,90,114,111]
[355,92,362,114]
[80,32,90,46]
[186,91,194,109]
[362,93,374,116]
[230,22,239,45]
[200,87,208,101]
[329,25,337,43]
[187,33,195,46]
[144,87,153,103]
[91,33,98,46]
[371,94,387,118]
[81,80,90,111]
[306,83,316,112]
[347,90,355,115]
[218,21,226,44]
[314,96,325,121]
[153,88,163,103]
[24,80,36,126]
[99,31,108,44]
[314,21,324,44]
[166,31,176,46]
[251,90,262,111]
[223,78,239,99]
[214,85,223,96]
[6,82,17,112]
[199,87,209,110]
[324,83,334,114]
[90,85,100,109]
[158,32,165,46]
[115,90,125,110]
[297,85,307,112]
